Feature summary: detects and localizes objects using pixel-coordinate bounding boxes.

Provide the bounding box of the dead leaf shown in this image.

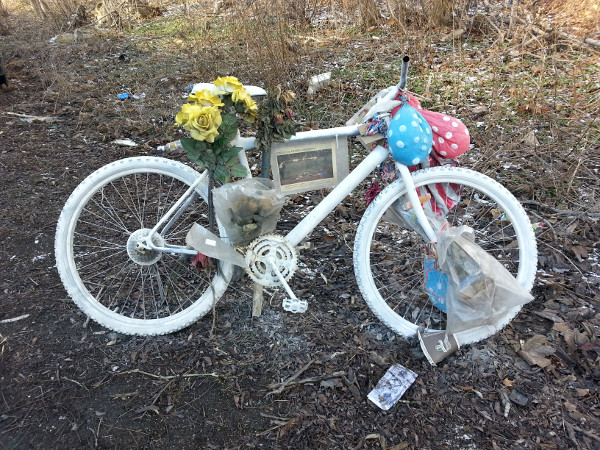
[502,378,514,387]
[572,329,590,346]
[559,327,590,349]
[365,433,381,440]
[579,341,600,353]
[570,245,588,262]
[320,378,343,389]
[522,130,540,147]
[135,405,159,414]
[574,388,589,397]
[518,335,556,368]
[535,309,563,323]
[368,351,387,367]
[563,401,577,413]
[389,444,410,450]
[234,394,243,409]
[552,322,569,333]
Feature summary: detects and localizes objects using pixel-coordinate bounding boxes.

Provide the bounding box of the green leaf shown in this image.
[204,147,216,163]
[180,138,196,153]
[193,139,207,152]
[213,165,230,183]
[219,113,239,143]
[221,146,242,161]
[230,164,249,178]
[187,153,207,167]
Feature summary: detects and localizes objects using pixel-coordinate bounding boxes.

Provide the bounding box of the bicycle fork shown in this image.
[395,163,437,242]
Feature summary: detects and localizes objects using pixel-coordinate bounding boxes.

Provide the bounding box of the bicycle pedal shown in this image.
[282,298,308,314]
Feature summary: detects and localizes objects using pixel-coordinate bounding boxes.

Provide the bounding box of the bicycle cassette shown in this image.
[245,234,298,287]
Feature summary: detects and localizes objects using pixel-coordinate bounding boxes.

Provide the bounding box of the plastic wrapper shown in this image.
[436,224,534,335]
[367,364,418,410]
[213,178,285,245]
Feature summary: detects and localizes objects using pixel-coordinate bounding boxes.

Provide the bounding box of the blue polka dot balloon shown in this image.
[387,104,433,165]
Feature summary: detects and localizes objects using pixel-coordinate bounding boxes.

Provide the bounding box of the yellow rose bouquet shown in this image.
[176,76,258,183]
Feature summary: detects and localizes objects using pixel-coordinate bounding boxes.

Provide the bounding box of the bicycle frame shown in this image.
[141,121,437,259]
[143,55,438,256]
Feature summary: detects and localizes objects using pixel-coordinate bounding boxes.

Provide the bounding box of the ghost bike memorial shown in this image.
[55,57,538,356]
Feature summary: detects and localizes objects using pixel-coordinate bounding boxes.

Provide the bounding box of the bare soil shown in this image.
[1,6,599,450]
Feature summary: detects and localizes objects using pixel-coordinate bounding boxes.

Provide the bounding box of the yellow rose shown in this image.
[188,89,224,107]
[176,103,222,143]
[213,76,243,93]
[232,87,258,117]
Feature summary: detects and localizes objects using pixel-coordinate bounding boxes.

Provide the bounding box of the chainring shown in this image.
[245,234,298,287]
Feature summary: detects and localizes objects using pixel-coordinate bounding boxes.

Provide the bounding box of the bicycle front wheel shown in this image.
[55,157,234,336]
[354,165,537,345]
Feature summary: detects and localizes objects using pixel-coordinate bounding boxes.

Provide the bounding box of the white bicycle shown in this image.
[55,59,537,344]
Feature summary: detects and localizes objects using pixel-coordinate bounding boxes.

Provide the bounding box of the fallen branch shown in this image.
[115,368,223,380]
[268,370,347,395]
[517,17,600,49]
[0,314,30,324]
[572,424,600,442]
[582,37,600,48]
[4,112,62,123]
[267,360,315,394]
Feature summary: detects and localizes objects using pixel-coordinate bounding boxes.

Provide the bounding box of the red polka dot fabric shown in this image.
[393,93,470,159]
[391,93,469,215]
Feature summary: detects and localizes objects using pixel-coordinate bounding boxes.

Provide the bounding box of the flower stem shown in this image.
[208,169,216,233]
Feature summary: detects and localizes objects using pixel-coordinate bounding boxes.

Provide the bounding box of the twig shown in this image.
[209,278,216,339]
[256,423,286,437]
[539,241,584,277]
[267,360,315,394]
[4,112,61,123]
[0,314,30,324]
[571,424,600,442]
[566,156,583,196]
[152,380,173,404]
[115,368,222,380]
[62,377,89,391]
[268,370,347,395]
[528,210,557,241]
[520,200,587,216]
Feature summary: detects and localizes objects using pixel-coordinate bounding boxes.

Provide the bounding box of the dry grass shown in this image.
[1,0,597,213]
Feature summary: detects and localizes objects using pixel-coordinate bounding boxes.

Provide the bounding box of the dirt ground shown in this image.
[1,4,600,449]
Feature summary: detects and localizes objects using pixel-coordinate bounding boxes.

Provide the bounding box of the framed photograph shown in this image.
[270,136,349,194]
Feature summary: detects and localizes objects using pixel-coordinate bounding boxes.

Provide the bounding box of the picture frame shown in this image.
[270,136,349,195]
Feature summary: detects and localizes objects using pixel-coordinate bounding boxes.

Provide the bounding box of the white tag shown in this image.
[205,239,216,247]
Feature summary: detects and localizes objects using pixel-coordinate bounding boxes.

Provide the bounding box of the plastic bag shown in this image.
[213,178,285,245]
[436,224,534,334]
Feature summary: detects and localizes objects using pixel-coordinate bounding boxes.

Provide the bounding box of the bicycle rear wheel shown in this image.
[55,157,234,336]
[354,165,537,345]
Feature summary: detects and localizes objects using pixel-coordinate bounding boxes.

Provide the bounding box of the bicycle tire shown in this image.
[354,165,537,345]
[55,156,234,336]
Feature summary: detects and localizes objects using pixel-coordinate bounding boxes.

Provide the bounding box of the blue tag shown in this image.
[423,256,448,312]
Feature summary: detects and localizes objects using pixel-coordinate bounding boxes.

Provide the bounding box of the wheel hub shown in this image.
[245,234,297,287]
[126,228,165,265]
